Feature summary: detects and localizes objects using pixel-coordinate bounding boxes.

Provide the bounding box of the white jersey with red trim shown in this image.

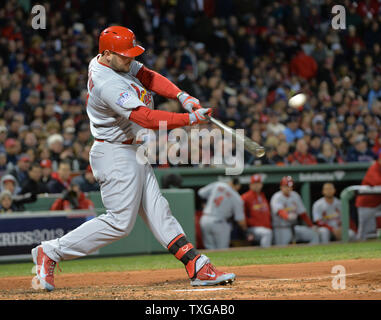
[198,182,244,222]
[312,197,341,229]
[86,55,154,142]
[270,190,306,228]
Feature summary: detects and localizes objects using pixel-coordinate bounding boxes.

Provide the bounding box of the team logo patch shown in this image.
[116,91,130,107]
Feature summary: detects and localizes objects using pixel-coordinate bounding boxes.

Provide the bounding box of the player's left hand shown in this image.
[177,91,202,112]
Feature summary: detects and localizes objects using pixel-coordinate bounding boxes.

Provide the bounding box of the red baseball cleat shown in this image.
[31,245,58,291]
[191,261,236,286]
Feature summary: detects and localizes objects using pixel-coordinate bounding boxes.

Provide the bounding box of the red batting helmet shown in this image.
[280,176,294,187]
[99,26,145,57]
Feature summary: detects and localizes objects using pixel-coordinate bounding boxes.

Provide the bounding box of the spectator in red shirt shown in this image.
[50,182,95,211]
[241,174,272,247]
[288,138,317,165]
[290,49,318,80]
[355,152,381,240]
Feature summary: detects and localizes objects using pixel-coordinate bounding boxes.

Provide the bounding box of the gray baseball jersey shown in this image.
[312,197,341,229]
[40,55,191,264]
[198,182,245,222]
[86,55,153,142]
[270,190,306,228]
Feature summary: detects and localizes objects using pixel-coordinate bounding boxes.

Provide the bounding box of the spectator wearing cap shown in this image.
[283,115,304,144]
[40,159,53,185]
[71,165,99,192]
[0,174,25,211]
[4,138,21,166]
[346,135,376,163]
[7,154,31,186]
[311,115,326,137]
[355,152,381,240]
[287,138,317,165]
[241,174,272,247]
[46,160,72,194]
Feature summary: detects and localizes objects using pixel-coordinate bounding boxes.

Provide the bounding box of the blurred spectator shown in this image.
[50,182,95,211]
[0,190,17,213]
[7,153,31,186]
[287,138,317,165]
[19,162,48,202]
[0,0,380,171]
[71,165,99,192]
[271,141,290,166]
[161,173,183,188]
[46,161,72,194]
[317,141,338,164]
[355,152,381,240]
[346,135,376,162]
[40,159,53,185]
[283,115,304,144]
[241,174,272,247]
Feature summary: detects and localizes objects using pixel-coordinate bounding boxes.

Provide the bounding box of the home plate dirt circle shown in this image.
[0,258,381,300]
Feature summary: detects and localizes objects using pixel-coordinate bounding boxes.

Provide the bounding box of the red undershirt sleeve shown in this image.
[277,209,289,220]
[129,106,190,130]
[135,66,181,100]
[315,220,334,232]
[299,212,314,227]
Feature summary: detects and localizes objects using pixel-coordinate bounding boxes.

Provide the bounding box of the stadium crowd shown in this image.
[1,0,381,210]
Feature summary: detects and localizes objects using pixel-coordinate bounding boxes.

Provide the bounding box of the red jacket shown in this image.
[355,161,381,208]
[288,151,317,165]
[51,192,95,211]
[241,190,272,229]
[290,51,318,80]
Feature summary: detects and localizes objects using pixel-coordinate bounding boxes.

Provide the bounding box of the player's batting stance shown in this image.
[31,26,235,291]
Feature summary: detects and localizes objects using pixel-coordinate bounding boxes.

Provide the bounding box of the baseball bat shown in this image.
[206,115,266,158]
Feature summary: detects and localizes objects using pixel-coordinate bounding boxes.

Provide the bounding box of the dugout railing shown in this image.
[340,185,381,242]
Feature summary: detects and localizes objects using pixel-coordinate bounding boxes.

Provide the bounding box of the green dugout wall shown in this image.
[155,163,369,215]
[21,163,369,256]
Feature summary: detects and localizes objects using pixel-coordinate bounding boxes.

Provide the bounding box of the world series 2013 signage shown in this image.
[0,211,95,260]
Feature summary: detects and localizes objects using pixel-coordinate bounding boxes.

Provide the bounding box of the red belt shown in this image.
[95,138,134,144]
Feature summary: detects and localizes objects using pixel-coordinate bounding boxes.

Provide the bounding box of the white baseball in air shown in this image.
[288,93,307,108]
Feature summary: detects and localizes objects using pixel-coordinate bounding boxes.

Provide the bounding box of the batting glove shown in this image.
[189,108,212,125]
[177,91,202,112]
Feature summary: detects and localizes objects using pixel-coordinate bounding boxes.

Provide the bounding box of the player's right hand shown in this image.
[189,108,212,125]
[178,91,202,112]
[288,213,298,221]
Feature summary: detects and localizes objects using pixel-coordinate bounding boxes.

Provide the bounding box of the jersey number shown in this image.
[214,196,224,207]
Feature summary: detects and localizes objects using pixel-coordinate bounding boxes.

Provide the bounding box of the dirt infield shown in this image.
[0,258,380,300]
